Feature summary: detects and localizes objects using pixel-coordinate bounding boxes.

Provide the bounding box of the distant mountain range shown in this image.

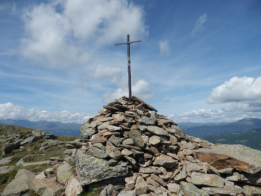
[179,118,261,137]
[1,118,261,138]
[201,128,261,151]
[0,119,81,136]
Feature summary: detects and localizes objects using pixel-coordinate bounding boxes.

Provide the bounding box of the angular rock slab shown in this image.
[65,176,83,196]
[2,169,35,196]
[31,178,64,196]
[180,181,209,196]
[191,172,224,187]
[56,162,73,184]
[193,144,261,174]
[0,166,14,175]
[76,150,128,186]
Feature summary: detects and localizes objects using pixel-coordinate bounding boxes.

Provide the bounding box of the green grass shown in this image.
[57,135,80,142]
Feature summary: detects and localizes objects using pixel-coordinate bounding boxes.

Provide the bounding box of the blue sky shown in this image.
[0,0,261,123]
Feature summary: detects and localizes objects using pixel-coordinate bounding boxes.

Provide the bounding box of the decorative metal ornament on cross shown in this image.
[115,35,141,102]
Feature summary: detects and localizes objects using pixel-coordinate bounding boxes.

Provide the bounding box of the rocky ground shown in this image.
[1,96,261,196]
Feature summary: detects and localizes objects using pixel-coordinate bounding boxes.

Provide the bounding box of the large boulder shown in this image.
[193,144,261,174]
[56,162,73,184]
[31,178,64,196]
[21,135,41,145]
[1,138,20,154]
[75,149,128,186]
[65,176,83,196]
[2,169,35,196]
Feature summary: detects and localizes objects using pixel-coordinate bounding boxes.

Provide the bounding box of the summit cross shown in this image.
[115,34,141,102]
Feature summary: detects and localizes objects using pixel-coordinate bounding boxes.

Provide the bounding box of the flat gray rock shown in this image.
[180,181,209,196]
[76,150,128,186]
[0,166,14,174]
[147,126,169,136]
[0,156,12,165]
[2,169,35,196]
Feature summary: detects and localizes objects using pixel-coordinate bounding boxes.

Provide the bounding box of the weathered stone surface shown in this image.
[218,167,234,174]
[243,185,261,196]
[107,125,122,132]
[174,167,187,181]
[193,144,261,174]
[35,171,46,180]
[149,136,161,145]
[65,176,83,196]
[202,186,242,196]
[121,149,133,156]
[123,138,134,145]
[2,139,20,154]
[139,167,157,174]
[76,150,128,186]
[80,123,96,138]
[89,146,108,159]
[56,162,73,184]
[108,135,123,146]
[2,169,35,196]
[129,130,145,148]
[167,183,180,193]
[147,126,169,136]
[0,166,14,175]
[167,125,186,138]
[153,154,178,169]
[151,174,167,187]
[132,96,157,111]
[0,156,12,165]
[106,141,122,160]
[32,129,46,138]
[21,135,41,145]
[31,178,63,196]
[191,172,224,187]
[180,181,209,196]
[118,190,135,196]
[135,176,148,195]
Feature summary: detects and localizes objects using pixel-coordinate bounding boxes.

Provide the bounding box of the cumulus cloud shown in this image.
[0,102,93,123]
[169,107,261,123]
[207,76,261,104]
[191,13,207,35]
[88,64,153,102]
[20,0,148,68]
[158,40,170,55]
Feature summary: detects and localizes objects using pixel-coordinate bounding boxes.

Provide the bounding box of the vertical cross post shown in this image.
[115,35,141,102]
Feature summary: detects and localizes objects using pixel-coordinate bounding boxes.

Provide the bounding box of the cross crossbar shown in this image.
[115,40,141,46]
[115,35,141,102]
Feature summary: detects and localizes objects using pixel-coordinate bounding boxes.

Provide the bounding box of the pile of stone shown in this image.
[77,96,261,196]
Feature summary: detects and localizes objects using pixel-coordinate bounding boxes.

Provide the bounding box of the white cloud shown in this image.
[20,0,148,68]
[158,40,170,55]
[0,102,93,124]
[169,107,261,123]
[88,64,153,103]
[191,13,207,35]
[207,76,261,104]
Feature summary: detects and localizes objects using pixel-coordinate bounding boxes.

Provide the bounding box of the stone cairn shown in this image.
[77,96,261,196]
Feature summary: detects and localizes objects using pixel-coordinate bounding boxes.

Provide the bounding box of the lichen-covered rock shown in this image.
[56,162,73,184]
[180,181,209,196]
[76,149,128,186]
